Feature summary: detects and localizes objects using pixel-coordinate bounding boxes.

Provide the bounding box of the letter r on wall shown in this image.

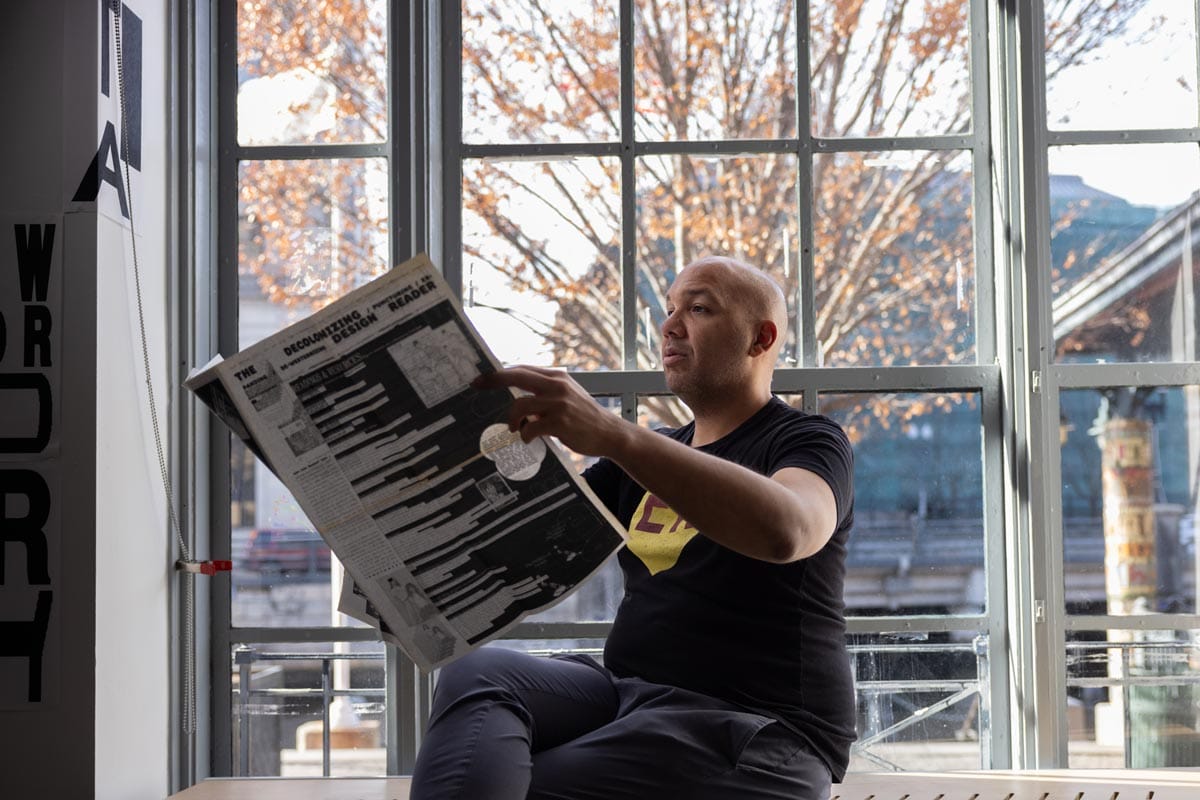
[0,470,51,586]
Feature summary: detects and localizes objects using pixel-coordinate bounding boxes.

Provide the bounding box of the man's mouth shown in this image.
[662,350,687,366]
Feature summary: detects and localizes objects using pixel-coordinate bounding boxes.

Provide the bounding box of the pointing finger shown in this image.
[471,366,557,393]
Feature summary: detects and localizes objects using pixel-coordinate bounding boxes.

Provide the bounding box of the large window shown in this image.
[206,0,1200,777]
[1041,0,1200,768]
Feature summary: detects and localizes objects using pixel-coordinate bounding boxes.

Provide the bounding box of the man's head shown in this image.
[660,255,787,409]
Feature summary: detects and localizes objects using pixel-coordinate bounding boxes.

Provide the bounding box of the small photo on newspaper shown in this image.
[185,254,625,671]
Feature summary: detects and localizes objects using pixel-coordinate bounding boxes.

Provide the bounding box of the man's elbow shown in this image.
[764,522,826,564]
[771,502,838,562]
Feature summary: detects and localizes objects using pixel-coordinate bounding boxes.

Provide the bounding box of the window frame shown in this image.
[196,0,1200,778]
[439,0,1010,767]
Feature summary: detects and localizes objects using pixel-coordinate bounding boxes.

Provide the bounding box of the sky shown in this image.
[1046,1,1199,209]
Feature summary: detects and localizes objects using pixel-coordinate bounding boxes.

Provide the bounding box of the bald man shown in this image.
[411,256,856,800]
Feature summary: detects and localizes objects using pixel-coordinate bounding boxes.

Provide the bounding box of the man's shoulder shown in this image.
[762,397,845,435]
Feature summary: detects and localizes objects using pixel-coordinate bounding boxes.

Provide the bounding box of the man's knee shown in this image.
[429,647,533,718]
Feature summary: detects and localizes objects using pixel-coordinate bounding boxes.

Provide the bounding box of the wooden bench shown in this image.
[168,768,1200,799]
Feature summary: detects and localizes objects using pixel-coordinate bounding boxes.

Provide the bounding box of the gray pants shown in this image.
[410,647,832,799]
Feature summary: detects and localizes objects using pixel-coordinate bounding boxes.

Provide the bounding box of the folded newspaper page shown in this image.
[186,254,625,670]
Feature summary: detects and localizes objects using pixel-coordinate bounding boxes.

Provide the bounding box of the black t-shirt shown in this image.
[582,396,856,779]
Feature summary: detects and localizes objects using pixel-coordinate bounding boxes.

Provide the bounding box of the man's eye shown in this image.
[691,305,706,313]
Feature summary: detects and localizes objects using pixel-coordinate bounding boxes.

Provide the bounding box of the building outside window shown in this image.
[204,0,1200,778]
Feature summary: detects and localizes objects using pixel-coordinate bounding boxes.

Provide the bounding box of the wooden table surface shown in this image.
[169,768,1200,800]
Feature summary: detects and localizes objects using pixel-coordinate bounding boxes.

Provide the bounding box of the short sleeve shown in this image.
[581,457,623,517]
[768,414,854,529]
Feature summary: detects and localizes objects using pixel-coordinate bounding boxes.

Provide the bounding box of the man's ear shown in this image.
[749,321,778,356]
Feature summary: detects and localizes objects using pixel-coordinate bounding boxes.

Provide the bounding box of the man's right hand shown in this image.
[472,366,631,459]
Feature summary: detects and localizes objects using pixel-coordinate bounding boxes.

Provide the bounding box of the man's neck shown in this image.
[689,388,773,447]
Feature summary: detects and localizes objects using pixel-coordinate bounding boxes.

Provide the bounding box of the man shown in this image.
[411,256,855,799]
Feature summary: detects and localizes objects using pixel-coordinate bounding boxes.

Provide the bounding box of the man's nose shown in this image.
[661,309,683,338]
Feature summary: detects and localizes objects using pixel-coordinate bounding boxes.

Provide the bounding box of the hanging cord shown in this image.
[112,4,225,737]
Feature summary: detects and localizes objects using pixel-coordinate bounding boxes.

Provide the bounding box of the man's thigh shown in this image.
[526,687,831,800]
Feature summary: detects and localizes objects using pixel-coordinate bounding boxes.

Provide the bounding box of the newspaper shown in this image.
[186,254,625,670]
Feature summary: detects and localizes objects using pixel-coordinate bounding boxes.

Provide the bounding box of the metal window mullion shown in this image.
[800,373,818,415]
[971,0,996,368]
[1046,128,1200,146]
[620,0,637,370]
[638,138,799,155]
[506,621,613,639]
[796,0,817,369]
[844,615,988,634]
[572,364,997,395]
[776,364,995,392]
[461,142,622,159]
[392,648,426,775]
[390,0,412,263]
[969,0,1010,769]
[982,355,1013,767]
[212,0,239,778]
[621,392,637,423]
[441,0,463,295]
[236,142,390,161]
[812,134,973,153]
[993,0,1045,771]
[1065,614,1200,631]
[387,2,418,774]
[321,659,332,776]
[1053,362,1200,388]
[171,0,200,789]
[228,627,385,643]
[425,0,444,268]
[1016,0,1069,768]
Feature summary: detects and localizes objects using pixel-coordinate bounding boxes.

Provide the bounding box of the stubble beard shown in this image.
[665,361,745,416]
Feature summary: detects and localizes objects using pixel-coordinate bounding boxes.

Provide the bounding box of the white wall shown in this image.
[92,1,172,798]
[0,1,172,797]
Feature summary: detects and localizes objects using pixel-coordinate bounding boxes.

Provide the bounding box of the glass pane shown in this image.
[814,150,975,367]
[634,154,800,368]
[822,392,984,616]
[810,0,971,138]
[1050,145,1200,364]
[232,644,386,777]
[239,158,390,324]
[234,158,389,624]
[1066,631,1200,768]
[1060,387,1200,616]
[237,0,387,145]
[462,158,622,369]
[848,632,987,772]
[634,0,797,141]
[1046,1,1198,131]
[462,0,619,144]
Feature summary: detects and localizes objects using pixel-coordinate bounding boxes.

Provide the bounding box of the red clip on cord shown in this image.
[176,560,233,576]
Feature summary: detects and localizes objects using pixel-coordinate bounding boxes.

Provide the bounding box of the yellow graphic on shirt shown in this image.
[627,492,698,575]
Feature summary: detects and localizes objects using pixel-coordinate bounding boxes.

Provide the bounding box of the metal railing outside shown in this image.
[233,647,387,777]
[849,635,990,772]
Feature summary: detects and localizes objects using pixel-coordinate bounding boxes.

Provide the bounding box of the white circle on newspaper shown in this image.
[480,423,545,481]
